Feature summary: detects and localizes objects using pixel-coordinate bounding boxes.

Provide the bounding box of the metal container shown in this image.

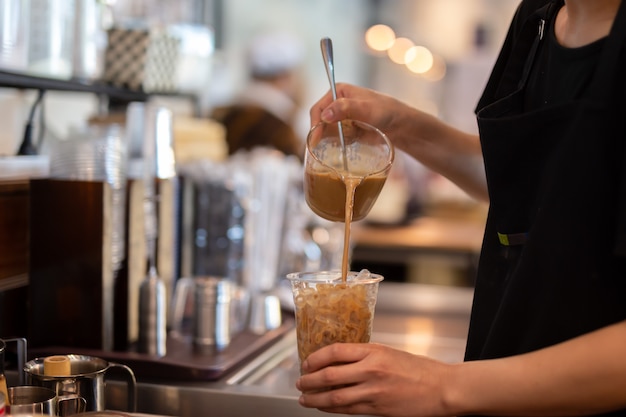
[137,267,167,357]
[7,385,85,416]
[170,276,232,352]
[24,355,136,413]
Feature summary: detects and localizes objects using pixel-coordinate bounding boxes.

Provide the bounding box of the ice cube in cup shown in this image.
[286,270,383,371]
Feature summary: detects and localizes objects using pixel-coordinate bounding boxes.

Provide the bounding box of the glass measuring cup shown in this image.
[304,119,394,222]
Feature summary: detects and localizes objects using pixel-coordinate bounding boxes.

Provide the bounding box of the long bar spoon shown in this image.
[320,37,348,171]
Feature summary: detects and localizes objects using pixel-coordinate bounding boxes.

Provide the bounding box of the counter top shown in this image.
[7,283,473,417]
[103,282,474,417]
[352,208,487,258]
[351,207,487,285]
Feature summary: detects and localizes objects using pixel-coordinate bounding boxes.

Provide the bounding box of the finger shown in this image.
[310,89,335,125]
[298,377,375,413]
[297,370,356,397]
[303,343,370,373]
[297,345,374,396]
[310,83,359,125]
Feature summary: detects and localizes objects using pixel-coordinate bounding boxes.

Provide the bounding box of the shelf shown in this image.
[0,69,151,102]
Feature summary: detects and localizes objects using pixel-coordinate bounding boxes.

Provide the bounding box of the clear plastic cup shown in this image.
[286,270,383,372]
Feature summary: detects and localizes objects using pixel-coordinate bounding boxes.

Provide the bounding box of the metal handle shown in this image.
[57,394,87,416]
[105,362,137,412]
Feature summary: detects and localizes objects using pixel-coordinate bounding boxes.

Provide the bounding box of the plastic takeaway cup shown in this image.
[286,270,383,373]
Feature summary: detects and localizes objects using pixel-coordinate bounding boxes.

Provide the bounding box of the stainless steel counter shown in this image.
[104,282,474,417]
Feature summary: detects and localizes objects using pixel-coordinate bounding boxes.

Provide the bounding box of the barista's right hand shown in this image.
[310,83,489,202]
[310,83,410,139]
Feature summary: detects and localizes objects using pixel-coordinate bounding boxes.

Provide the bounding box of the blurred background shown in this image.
[0,0,520,155]
[0,5,530,410]
[0,0,522,346]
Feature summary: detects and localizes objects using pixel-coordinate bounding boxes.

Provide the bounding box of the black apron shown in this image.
[468,0,626,383]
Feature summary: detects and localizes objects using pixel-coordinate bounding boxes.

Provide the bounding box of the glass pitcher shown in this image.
[304,119,394,222]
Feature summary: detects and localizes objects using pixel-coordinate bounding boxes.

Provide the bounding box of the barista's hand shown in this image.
[310,83,409,138]
[310,83,488,202]
[296,342,455,417]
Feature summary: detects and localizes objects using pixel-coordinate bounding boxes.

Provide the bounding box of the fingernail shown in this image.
[321,108,334,122]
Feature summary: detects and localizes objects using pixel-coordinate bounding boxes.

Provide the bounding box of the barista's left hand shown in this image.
[296,320,626,417]
[296,342,455,417]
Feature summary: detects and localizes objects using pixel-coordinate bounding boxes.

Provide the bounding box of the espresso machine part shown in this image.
[137,265,166,357]
[136,105,169,357]
[125,103,179,349]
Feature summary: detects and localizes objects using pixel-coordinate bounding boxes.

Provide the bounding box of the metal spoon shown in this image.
[320,37,348,171]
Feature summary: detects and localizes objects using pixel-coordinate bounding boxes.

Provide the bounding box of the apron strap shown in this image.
[517,1,560,89]
[517,15,547,89]
[478,1,559,118]
[494,2,558,246]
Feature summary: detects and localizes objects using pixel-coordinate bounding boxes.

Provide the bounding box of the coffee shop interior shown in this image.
[1,0,520,416]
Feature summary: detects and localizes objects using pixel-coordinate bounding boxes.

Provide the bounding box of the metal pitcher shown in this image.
[6,385,86,416]
[24,355,136,413]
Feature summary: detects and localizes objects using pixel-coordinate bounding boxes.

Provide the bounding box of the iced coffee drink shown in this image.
[286,270,383,370]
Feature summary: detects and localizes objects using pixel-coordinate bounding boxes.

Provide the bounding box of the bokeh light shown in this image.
[365,24,446,83]
[421,54,447,82]
[365,24,396,52]
[387,37,414,64]
[405,46,434,74]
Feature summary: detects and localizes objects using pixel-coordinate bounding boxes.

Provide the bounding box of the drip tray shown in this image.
[30,317,295,381]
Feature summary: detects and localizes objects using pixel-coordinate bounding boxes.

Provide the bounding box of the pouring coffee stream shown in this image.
[307,43,395,281]
[320,37,355,281]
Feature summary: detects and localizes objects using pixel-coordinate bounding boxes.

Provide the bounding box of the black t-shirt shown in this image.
[476,0,552,112]
[478,0,605,110]
[524,9,604,110]
[478,0,605,113]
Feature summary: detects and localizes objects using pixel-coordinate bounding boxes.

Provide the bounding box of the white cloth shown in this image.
[237,81,297,126]
[247,32,305,77]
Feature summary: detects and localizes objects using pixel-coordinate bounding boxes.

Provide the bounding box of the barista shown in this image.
[211,31,307,160]
[296,0,626,415]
